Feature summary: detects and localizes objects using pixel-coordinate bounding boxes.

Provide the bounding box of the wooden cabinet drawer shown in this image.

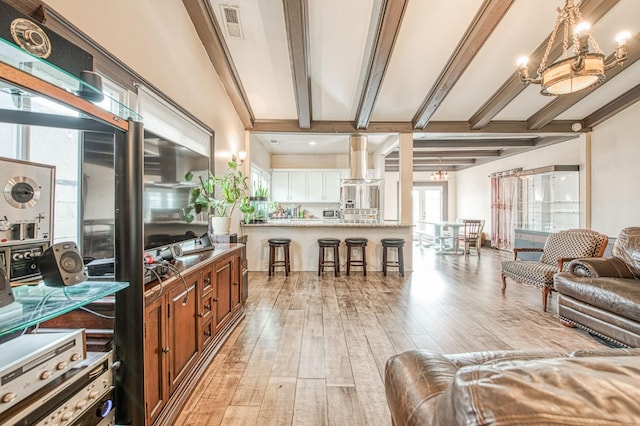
[201,267,213,294]
[200,293,213,322]
[202,319,213,348]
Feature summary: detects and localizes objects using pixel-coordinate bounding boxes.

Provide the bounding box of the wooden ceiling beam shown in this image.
[252,119,580,133]
[584,83,640,128]
[387,150,502,158]
[182,0,254,129]
[386,158,476,165]
[283,0,312,129]
[413,139,535,149]
[355,0,409,130]
[412,0,514,129]
[468,0,618,130]
[527,32,640,130]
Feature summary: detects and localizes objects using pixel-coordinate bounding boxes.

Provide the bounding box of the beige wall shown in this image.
[46,0,246,232]
[590,101,640,236]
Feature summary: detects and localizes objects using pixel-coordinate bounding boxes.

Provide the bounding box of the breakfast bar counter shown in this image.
[241,221,413,272]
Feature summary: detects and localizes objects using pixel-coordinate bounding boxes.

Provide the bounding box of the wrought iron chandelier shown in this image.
[517,0,630,96]
[431,158,449,181]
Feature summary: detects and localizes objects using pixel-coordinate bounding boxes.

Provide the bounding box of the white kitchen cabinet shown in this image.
[306,172,324,202]
[271,170,343,203]
[271,171,290,202]
[323,171,341,202]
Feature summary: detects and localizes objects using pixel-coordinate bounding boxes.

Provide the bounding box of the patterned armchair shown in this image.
[501,229,608,311]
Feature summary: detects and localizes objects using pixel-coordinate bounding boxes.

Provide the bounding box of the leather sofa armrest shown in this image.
[567,257,634,278]
[385,350,457,426]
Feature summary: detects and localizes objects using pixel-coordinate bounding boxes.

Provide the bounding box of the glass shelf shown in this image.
[0,280,129,337]
[0,37,141,122]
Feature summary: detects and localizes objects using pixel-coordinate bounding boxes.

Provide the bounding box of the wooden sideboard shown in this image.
[144,245,244,425]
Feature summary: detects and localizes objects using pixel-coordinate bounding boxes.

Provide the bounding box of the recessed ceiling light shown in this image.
[309,141,316,145]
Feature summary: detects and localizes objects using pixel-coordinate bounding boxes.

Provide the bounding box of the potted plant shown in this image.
[183,160,254,234]
[248,181,269,223]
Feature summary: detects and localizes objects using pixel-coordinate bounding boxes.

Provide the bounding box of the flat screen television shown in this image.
[82,129,209,259]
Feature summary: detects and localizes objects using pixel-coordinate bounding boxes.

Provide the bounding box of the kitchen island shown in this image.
[241,220,413,273]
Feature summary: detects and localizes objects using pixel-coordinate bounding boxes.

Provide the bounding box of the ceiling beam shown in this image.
[527,32,640,130]
[182,0,254,129]
[252,119,582,133]
[386,158,476,165]
[584,83,640,128]
[412,0,514,129]
[468,0,618,130]
[283,0,312,129]
[387,150,502,158]
[413,139,535,149]
[355,0,409,130]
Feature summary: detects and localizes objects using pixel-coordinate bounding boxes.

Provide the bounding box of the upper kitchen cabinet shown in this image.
[272,170,342,203]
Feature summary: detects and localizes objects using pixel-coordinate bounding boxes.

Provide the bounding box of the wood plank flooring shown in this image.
[175,246,603,425]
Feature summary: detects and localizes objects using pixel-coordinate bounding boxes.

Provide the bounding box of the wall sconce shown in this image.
[232,150,246,165]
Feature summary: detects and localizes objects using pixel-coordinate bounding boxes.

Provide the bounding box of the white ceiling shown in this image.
[192,0,640,167]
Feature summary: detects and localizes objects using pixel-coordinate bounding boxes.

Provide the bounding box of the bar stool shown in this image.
[318,238,341,277]
[381,238,405,277]
[268,238,291,276]
[345,238,368,276]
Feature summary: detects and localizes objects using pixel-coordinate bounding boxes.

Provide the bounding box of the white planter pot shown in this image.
[209,216,231,235]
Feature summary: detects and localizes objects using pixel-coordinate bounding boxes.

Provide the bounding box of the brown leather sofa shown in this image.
[384,348,640,426]
[554,226,640,347]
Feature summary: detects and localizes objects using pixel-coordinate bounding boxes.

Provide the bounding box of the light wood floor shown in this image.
[175,246,603,425]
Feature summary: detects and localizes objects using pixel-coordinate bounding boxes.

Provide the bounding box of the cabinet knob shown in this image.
[213,298,219,302]
[232,282,238,286]
[205,304,211,310]
[204,277,211,284]
[162,347,170,353]
[198,313,204,318]
[204,330,211,337]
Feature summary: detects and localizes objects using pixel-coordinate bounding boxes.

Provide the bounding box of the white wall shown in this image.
[590,101,640,236]
[46,0,246,232]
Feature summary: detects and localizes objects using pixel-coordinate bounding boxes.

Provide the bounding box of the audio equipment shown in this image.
[0,157,54,247]
[0,351,114,426]
[2,242,48,282]
[0,267,14,307]
[0,2,94,79]
[38,242,88,286]
[0,330,86,415]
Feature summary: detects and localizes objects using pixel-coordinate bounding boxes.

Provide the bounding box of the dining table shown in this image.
[418,221,465,254]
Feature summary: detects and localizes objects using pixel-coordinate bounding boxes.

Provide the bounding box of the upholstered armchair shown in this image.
[501,229,608,311]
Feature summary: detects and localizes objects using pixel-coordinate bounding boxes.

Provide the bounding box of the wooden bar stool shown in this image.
[318,238,341,277]
[345,238,368,276]
[268,238,291,276]
[381,238,405,277]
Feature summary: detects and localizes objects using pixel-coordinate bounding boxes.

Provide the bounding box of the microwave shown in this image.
[322,209,340,219]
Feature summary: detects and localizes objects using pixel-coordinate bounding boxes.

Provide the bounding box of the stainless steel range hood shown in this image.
[346,134,369,181]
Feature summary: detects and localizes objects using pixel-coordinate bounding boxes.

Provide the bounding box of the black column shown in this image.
[114,120,145,425]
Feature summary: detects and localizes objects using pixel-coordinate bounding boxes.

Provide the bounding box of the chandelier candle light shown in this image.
[517,0,630,96]
[431,158,449,181]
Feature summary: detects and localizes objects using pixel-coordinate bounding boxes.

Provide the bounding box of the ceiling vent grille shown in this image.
[220,5,243,39]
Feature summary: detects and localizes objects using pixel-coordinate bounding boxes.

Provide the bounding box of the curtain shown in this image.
[491,175,518,250]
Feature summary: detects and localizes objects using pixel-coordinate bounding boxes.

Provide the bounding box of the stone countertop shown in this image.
[242,220,411,228]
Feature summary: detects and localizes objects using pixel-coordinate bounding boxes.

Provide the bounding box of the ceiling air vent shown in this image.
[220,5,243,39]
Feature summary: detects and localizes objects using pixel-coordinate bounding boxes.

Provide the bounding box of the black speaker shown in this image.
[0,267,15,308]
[38,242,88,286]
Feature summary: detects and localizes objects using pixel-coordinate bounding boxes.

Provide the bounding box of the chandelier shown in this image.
[517,0,630,96]
[431,158,449,181]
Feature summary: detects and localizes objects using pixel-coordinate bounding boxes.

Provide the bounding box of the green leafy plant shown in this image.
[183,160,254,223]
[253,181,269,198]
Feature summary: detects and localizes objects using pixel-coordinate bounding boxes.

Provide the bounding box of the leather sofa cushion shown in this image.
[433,356,640,426]
[554,273,640,322]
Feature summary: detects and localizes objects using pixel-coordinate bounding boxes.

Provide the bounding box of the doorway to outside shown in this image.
[412,182,447,244]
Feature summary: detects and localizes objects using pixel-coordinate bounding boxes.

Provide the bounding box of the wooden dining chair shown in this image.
[455,219,484,256]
